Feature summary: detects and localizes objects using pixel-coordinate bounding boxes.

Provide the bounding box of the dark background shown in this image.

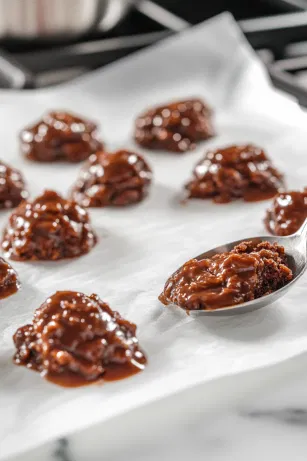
[153,0,290,23]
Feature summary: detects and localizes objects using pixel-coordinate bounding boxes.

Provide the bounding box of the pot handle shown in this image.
[0,49,35,89]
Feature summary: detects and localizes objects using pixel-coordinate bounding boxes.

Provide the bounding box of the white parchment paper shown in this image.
[1,13,307,459]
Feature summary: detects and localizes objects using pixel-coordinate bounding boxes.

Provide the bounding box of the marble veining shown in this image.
[53,439,72,461]
[8,352,307,461]
[245,408,307,426]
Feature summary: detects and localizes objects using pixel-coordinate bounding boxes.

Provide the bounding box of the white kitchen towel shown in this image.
[1,12,307,460]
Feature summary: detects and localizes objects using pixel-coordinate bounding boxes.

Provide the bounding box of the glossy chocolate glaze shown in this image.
[0,161,28,209]
[135,98,215,153]
[71,150,152,207]
[20,111,103,162]
[265,189,307,236]
[186,144,284,203]
[2,190,97,261]
[159,241,292,311]
[0,257,19,299]
[13,291,147,387]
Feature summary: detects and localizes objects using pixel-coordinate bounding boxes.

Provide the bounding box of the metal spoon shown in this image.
[181,218,307,316]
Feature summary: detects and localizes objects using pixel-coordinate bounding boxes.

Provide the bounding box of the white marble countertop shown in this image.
[8,350,307,461]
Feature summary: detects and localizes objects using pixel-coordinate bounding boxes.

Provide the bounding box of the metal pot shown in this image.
[0,0,137,40]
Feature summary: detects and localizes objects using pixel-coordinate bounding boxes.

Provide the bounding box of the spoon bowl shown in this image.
[178,219,307,316]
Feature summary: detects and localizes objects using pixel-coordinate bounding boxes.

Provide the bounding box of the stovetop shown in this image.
[2,0,307,107]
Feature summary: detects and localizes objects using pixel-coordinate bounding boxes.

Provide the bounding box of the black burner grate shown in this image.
[2,0,307,107]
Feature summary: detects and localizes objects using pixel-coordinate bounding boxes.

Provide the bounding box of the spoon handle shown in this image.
[294,218,307,239]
